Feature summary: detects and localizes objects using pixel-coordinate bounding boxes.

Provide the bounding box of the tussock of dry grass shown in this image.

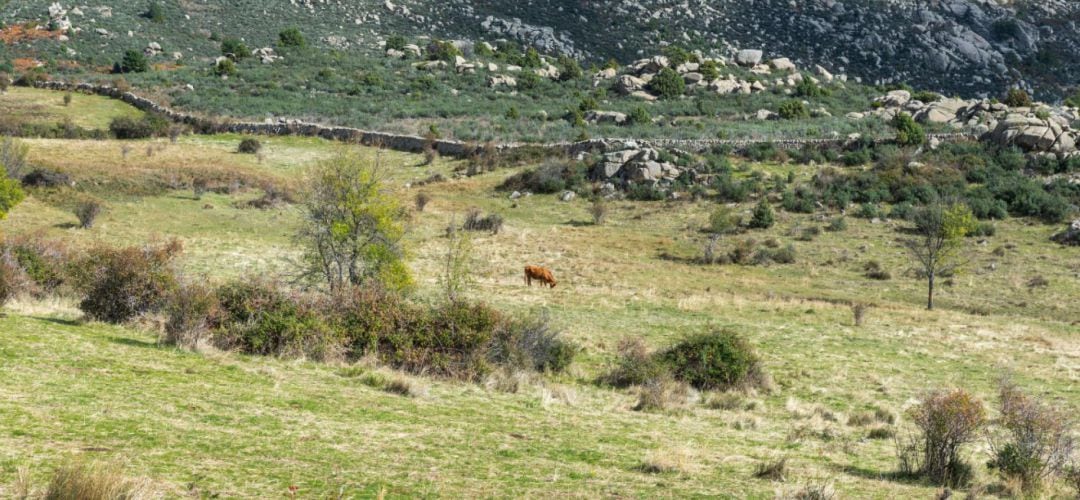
[33,459,159,500]
[639,447,694,474]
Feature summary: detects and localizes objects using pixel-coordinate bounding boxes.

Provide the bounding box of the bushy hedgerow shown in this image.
[175,280,579,379]
[109,114,170,139]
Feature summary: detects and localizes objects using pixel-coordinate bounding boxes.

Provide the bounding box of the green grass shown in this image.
[0,86,144,130]
[1,102,1079,496]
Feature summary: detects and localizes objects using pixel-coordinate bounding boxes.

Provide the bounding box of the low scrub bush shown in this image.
[383,300,502,380]
[661,329,768,391]
[0,253,16,308]
[500,159,587,194]
[237,138,262,154]
[754,457,788,481]
[901,388,986,487]
[605,337,669,387]
[863,261,891,280]
[987,379,1075,496]
[74,198,104,229]
[462,209,504,234]
[490,311,577,373]
[72,241,181,323]
[163,280,218,349]
[0,236,68,296]
[634,376,693,412]
[748,199,775,229]
[109,114,169,139]
[213,280,343,361]
[414,192,431,212]
[753,243,796,265]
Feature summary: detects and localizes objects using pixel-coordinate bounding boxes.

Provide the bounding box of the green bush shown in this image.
[557,56,582,81]
[220,38,250,60]
[427,40,461,62]
[912,91,941,103]
[516,71,541,91]
[777,100,809,120]
[278,28,306,48]
[699,60,720,81]
[0,164,25,220]
[628,106,652,126]
[146,2,166,22]
[115,50,148,74]
[73,241,181,323]
[1003,88,1033,107]
[214,280,342,360]
[109,114,169,139]
[385,35,407,51]
[794,79,824,98]
[748,199,775,229]
[382,300,502,380]
[647,67,685,99]
[214,59,236,76]
[892,112,925,146]
[661,330,766,391]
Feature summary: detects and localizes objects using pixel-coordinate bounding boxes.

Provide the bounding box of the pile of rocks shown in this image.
[253,47,282,64]
[598,51,843,100]
[597,145,682,185]
[1051,218,1080,246]
[870,90,1080,156]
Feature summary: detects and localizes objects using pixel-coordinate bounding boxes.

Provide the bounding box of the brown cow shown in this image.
[524,265,557,288]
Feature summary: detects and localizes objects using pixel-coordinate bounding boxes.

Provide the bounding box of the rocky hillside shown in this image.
[3,0,1079,101]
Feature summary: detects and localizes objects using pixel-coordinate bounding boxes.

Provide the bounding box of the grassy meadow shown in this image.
[0,90,1078,498]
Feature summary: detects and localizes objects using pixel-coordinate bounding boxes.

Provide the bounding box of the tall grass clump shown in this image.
[42,459,157,500]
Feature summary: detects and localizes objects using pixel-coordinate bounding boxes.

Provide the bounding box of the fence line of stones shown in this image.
[34,81,979,158]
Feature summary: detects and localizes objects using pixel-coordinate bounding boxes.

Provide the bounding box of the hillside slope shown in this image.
[4,0,1079,100]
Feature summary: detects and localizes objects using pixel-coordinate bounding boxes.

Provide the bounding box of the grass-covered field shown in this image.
[1,90,1079,498]
[0,86,143,131]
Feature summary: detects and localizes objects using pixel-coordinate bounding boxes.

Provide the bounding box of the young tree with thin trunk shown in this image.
[903,203,975,310]
[440,218,474,303]
[296,151,411,292]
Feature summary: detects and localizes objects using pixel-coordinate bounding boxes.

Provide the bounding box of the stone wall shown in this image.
[33,81,977,158]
